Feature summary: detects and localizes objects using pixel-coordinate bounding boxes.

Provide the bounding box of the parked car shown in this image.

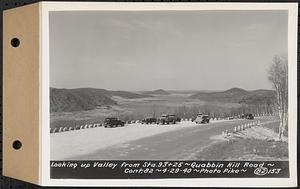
[141,117,157,124]
[157,114,180,125]
[194,114,210,124]
[104,117,125,128]
[245,113,254,120]
[192,113,202,122]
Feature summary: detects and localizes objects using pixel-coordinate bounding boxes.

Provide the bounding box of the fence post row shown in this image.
[51,111,267,133]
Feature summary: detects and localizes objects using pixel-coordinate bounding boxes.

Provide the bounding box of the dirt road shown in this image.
[53,116,278,160]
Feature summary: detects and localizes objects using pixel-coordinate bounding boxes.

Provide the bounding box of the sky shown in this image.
[50,10,287,91]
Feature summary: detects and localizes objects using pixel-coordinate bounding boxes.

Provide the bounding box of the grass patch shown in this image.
[262,120,288,137]
[196,138,288,160]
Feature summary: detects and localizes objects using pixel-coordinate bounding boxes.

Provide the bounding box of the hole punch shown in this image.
[10,38,20,47]
[12,140,22,150]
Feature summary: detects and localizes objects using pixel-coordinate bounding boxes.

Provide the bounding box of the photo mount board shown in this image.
[3,1,298,187]
[3,3,40,185]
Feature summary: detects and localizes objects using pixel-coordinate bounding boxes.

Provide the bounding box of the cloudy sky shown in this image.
[50,10,287,91]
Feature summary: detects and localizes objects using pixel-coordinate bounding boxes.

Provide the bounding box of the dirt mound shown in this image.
[215,126,287,142]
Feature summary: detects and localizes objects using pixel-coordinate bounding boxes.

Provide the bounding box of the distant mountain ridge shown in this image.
[51,87,276,113]
[142,89,171,95]
[190,87,276,105]
[50,88,151,112]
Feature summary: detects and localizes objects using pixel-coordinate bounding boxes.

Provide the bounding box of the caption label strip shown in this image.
[51,161,289,179]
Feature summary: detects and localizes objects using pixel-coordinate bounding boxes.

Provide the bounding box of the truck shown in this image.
[103,117,125,128]
[194,113,210,124]
[157,114,181,125]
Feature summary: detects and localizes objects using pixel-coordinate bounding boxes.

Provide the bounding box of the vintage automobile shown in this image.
[141,117,157,124]
[157,114,180,125]
[192,113,202,122]
[194,114,210,124]
[245,113,254,120]
[103,117,125,128]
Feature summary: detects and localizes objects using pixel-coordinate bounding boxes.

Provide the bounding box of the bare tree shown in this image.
[268,55,288,140]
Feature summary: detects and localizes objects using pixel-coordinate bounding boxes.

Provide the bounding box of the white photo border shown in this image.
[40,2,298,187]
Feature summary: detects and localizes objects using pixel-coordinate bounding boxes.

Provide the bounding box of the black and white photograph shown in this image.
[45,2,297,184]
[50,9,289,160]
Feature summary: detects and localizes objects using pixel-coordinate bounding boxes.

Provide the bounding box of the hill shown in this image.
[190,88,276,105]
[142,89,171,95]
[50,88,150,112]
